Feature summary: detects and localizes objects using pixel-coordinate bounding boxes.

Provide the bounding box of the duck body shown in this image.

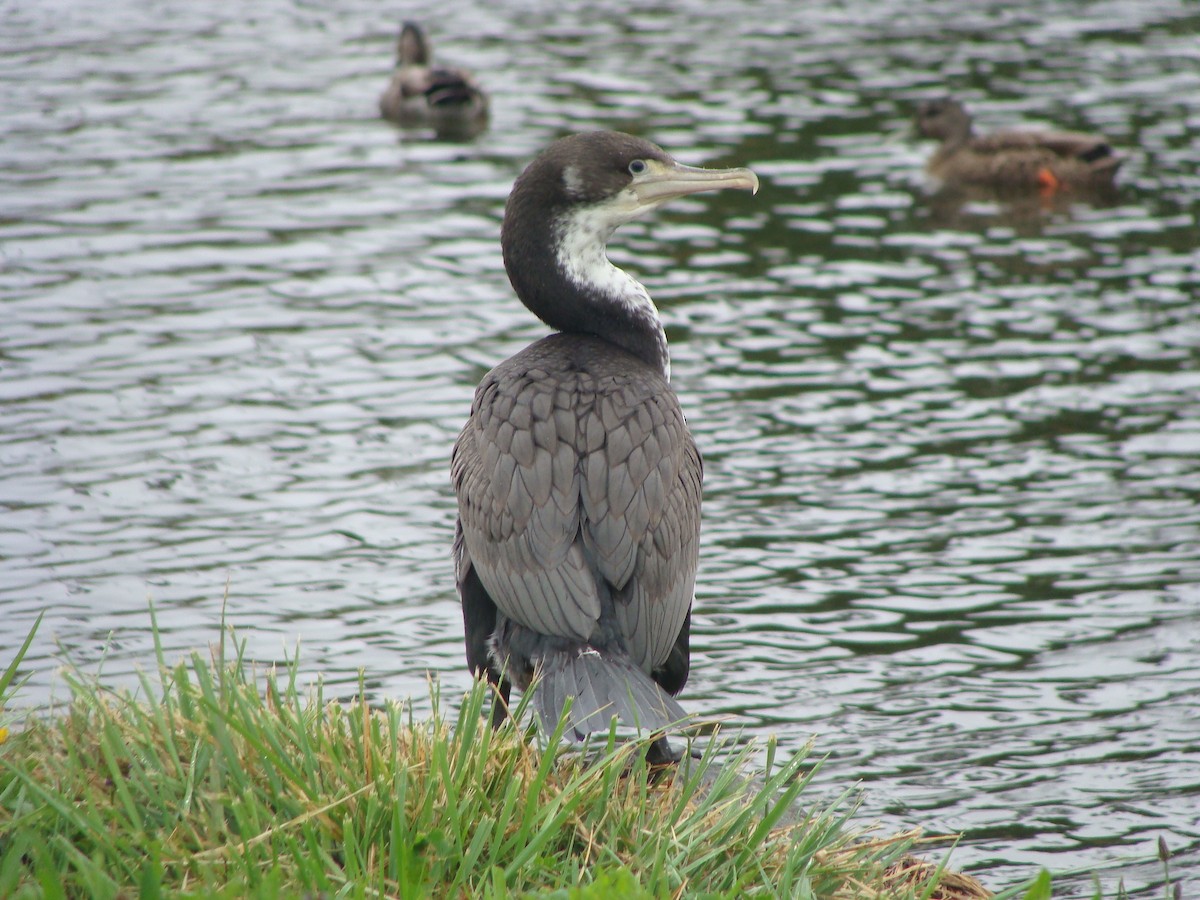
[451,132,757,758]
[916,97,1123,194]
[380,22,487,136]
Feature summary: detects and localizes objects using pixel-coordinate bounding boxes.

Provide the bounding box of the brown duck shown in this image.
[379,22,488,135]
[915,97,1123,194]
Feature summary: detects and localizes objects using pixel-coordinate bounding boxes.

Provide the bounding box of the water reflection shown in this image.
[2,0,1199,895]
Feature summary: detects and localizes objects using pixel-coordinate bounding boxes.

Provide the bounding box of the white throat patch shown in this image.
[562,164,585,198]
[552,198,671,379]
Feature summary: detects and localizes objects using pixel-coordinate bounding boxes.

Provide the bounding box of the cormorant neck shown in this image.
[502,203,671,380]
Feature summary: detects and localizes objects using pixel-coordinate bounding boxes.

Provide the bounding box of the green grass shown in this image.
[0,611,1080,899]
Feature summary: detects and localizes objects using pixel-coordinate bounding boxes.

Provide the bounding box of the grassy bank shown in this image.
[0,614,1075,898]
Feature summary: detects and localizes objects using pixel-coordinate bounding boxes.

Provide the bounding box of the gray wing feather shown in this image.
[453,336,700,672]
[454,360,600,643]
[584,381,701,673]
[614,436,701,672]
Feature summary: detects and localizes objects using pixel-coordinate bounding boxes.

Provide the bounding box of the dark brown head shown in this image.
[506,132,674,218]
[915,97,974,144]
[398,21,430,66]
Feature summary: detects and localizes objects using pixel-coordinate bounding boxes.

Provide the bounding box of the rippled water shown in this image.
[3,0,1199,894]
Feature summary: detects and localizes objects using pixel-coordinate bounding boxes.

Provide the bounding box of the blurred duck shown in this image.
[915,97,1123,195]
[380,22,488,136]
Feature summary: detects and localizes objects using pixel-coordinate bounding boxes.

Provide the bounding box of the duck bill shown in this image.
[632,161,760,206]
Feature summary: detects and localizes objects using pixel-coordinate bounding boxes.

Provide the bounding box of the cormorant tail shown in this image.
[533,648,687,741]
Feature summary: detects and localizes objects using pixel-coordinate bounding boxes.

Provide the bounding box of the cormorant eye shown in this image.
[628,159,648,176]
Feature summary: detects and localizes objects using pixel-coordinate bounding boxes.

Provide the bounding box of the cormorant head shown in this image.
[505,131,758,238]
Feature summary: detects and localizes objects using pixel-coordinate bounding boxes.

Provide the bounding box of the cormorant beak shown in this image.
[630,159,759,209]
